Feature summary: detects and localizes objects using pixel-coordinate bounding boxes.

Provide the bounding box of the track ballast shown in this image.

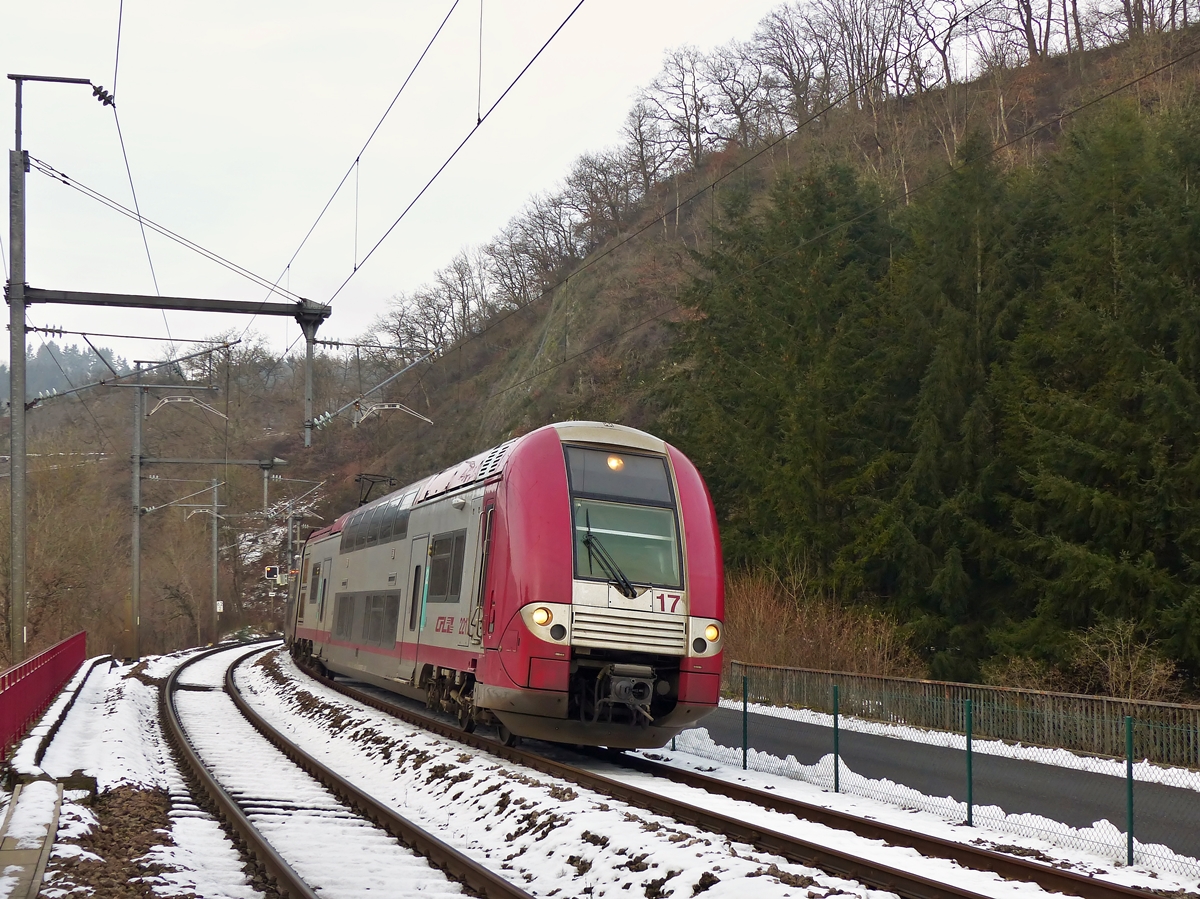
[161,641,534,899]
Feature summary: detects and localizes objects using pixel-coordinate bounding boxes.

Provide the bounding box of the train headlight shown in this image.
[607,455,625,471]
[531,607,553,626]
[704,624,720,643]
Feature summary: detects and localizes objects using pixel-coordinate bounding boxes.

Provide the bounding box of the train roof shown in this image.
[303,421,664,544]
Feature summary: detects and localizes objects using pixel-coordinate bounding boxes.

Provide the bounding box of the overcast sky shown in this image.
[2,1,782,367]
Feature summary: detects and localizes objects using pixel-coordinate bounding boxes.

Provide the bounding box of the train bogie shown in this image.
[285,421,724,749]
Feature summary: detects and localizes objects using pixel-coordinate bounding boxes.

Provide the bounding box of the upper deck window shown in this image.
[565,447,673,507]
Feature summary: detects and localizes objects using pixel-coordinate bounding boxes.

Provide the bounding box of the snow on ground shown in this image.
[723,698,1200,791]
[240,648,1116,899]
[2,780,58,849]
[174,647,245,690]
[625,732,1200,894]
[174,644,464,899]
[9,642,1196,898]
[27,651,263,898]
[8,655,104,779]
[39,659,175,792]
[704,701,1200,878]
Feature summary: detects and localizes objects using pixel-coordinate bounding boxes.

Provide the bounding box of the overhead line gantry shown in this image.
[5,72,331,664]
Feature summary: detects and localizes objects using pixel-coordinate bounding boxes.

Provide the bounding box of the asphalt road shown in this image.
[701,707,1200,860]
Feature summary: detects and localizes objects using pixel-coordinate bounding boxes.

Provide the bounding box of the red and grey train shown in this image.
[285,421,723,748]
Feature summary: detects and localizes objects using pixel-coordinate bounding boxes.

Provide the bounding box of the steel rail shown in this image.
[224,648,535,899]
[293,657,1155,899]
[162,641,320,899]
[593,750,1158,899]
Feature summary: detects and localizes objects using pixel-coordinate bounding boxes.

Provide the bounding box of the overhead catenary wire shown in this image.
[477,0,484,125]
[28,339,239,410]
[238,0,464,337]
[234,2,586,407]
[0,458,119,480]
[81,333,120,377]
[27,324,228,345]
[112,0,124,94]
[325,0,588,305]
[107,0,174,347]
[33,331,116,451]
[225,332,305,423]
[28,157,306,302]
[143,481,228,515]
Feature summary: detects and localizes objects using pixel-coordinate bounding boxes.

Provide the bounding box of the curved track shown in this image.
[161,641,533,899]
[293,654,1156,899]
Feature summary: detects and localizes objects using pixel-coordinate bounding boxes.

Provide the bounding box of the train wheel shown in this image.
[497,724,519,747]
[458,702,476,734]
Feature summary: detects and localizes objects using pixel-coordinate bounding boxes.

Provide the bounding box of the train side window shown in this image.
[317,576,328,621]
[449,531,467,601]
[383,594,400,646]
[357,507,379,549]
[409,566,422,630]
[378,499,397,543]
[340,513,359,553]
[391,509,410,543]
[366,506,387,547]
[333,595,354,640]
[428,529,468,603]
[308,562,321,603]
[363,595,385,644]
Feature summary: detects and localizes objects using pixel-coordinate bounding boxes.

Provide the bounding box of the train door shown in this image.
[467,503,494,647]
[315,558,332,625]
[398,535,428,682]
[296,553,313,626]
[287,545,311,639]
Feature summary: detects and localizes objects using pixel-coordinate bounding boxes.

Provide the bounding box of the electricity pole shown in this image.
[130,365,142,658]
[6,72,328,663]
[7,73,90,665]
[211,479,220,639]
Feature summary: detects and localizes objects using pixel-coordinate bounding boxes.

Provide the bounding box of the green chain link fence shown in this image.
[670,662,1200,879]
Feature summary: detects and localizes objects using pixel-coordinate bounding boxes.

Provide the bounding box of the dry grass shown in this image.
[722,568,924,678]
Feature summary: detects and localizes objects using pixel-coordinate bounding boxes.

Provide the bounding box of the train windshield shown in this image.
[565,447,682,589]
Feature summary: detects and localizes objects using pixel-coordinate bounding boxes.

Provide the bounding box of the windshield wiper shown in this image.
[583,511,638,599]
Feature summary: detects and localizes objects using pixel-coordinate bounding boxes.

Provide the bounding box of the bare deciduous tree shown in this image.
[622,101,672,198]
[755,3,827,127]
[563,149,635,247]
[705,40,773,148]
[643,46,713,170]
[486,223,541,310]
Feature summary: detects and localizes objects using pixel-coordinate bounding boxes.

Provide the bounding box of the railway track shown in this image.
[289,653,1156,899]
[160,641,534,899]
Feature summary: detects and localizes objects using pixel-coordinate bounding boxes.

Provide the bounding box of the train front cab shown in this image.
[475,423,724,749]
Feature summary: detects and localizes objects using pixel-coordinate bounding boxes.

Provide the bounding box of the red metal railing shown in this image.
[0,632,87,762]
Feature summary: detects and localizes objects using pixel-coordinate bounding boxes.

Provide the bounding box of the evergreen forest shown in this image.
[665,109,1200,685]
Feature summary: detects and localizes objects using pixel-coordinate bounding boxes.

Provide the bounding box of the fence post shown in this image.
[966,698,973,826]
[1125,715,1134,866]
[670,736,676,751]
[742,675,748,771]
[833,684,840,793]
